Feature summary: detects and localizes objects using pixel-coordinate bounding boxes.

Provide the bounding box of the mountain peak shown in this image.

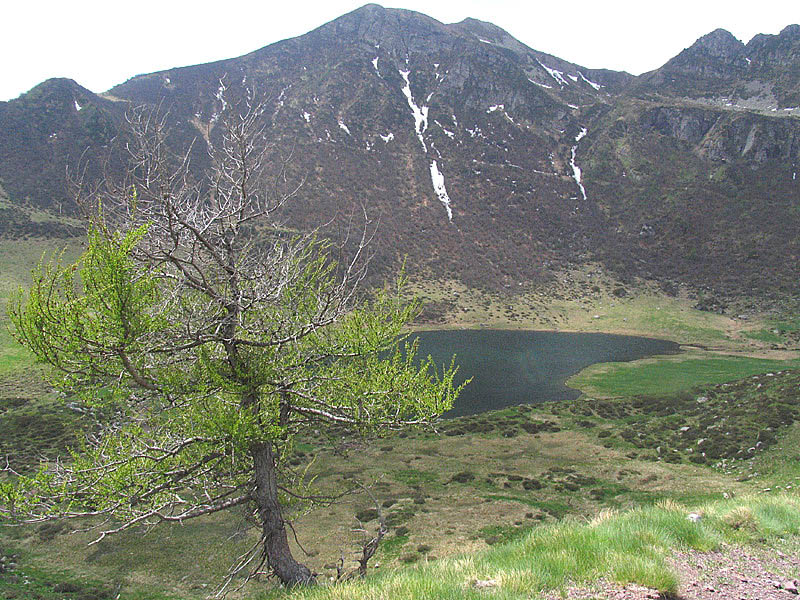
[640,28,746,89]
[780,24,800,39]
[744,23,800,67]
[20,78,98,105]
[311,2,448,52]
[456,16,499,30]
[452,16,514,42]
[449,16,531,55]
[343,3,388,19]
[2,8,799,303]
[691,28,744,58]
[330,3,439,27]
[28,77,85,94]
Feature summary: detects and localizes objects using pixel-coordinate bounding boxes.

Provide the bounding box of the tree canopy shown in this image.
[1,93,463,589]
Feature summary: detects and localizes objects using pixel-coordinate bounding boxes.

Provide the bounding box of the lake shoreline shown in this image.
[412,329,681,418]
[407,322,800,362]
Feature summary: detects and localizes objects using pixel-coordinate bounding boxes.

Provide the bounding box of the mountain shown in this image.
[637,24,800,107]
[0,78,124,211]
[1,5,798,307]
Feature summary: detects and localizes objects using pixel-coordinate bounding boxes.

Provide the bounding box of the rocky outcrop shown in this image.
[699,113,800,163]
[639,107,721,145]
[637,105,800,165]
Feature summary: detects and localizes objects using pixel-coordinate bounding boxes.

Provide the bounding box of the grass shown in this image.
[0,392,114,471]
[483,496,572,519]
[1,508,262,599]
[561,369,800,473]
[750,421,800,482]
[743,314,800,345]
[391,468,440,487]
[569,295,730,343]
[283,493,800,600]
[0,238,81,374]
[568,353,800,397]
[0,556,123,600]
[8,363,798,597]
[744,329,784,343]
[0,396,758,599]
[408,274,743,348]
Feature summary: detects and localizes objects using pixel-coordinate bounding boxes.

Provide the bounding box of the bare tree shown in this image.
[2,89,463,589]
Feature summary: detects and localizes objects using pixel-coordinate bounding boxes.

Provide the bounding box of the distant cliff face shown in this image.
[0,5,798,303]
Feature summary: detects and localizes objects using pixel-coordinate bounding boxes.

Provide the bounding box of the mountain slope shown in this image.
[103,4,620,288]
[0,5,798,304]
[0,78,123,210]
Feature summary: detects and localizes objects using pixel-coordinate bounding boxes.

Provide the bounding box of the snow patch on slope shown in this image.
[570,128,588,200]
[399,69,429,152]
[465,126,483,138]
[429,160,453,221]
[338,120,351,135]
[529,78,552,89]
[434,120,455,138]
[215,83,228,113]
[537,59,569,87]
[74,100,82,111]
[380,132,394,143]
[578,72,602,90]
[487,104,516,124]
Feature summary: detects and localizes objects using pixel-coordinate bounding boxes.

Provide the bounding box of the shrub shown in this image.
[451,471,476,483]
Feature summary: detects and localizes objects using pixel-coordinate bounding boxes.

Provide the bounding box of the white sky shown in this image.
[3,1,798,102]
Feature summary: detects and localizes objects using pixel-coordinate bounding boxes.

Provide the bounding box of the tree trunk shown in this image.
[252,442,315,586]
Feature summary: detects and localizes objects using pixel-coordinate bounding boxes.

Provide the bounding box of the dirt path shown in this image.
[543,543,800,599]
[666,545,800,599]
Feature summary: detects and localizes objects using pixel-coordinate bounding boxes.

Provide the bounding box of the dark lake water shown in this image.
[411,330,680,418]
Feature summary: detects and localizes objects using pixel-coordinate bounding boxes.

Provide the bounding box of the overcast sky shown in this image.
[3,0,798,102]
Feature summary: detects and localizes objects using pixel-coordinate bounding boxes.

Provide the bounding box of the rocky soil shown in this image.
[544,542,800,599]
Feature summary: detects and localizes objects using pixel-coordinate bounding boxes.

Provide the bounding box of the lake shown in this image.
[411,330,680,417]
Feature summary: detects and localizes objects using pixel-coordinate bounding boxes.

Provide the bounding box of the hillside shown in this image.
[0,5,798,305]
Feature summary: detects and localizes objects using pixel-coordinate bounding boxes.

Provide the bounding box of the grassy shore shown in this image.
[408,274,800,354]
[568,351,800,397]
